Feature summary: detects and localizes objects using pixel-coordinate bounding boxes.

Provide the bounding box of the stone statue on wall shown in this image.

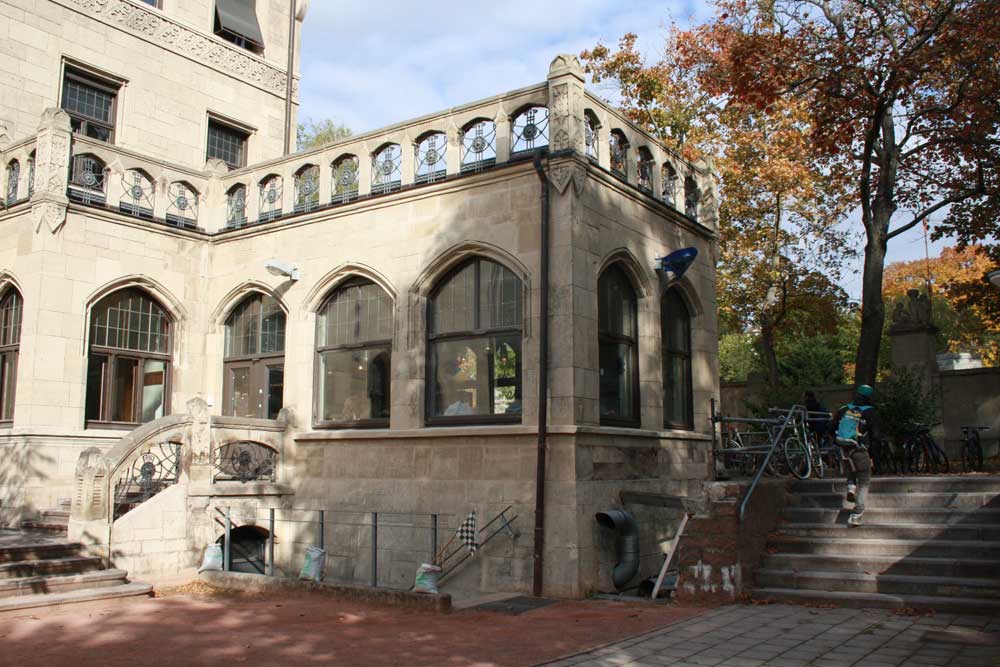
[891,288,933,329]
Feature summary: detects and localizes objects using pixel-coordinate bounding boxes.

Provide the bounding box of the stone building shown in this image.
[0,0,720,597]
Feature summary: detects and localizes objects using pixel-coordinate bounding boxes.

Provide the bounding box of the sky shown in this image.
[297,0,952,301]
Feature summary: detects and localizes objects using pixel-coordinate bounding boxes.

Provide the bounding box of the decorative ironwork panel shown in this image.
[5,161,19,206]
[226,184,248,228]
[684,176,699,219]
[214,441,277,483]
[120,169,155,219]
[414,133,447,184]
[661,163,677,206]
[27,153,34,197]
[258,175,283,222]
[69,154,107,204]
[166,181,199,229]
[371,144,401,195]
[113,441,181,519]
[585,114,599,161]
[609,131,628,179]
[637,149,654,193]
[461,120,496,173]
[294,165,320,213]
[510,106,549,154]
[331,156,359,204]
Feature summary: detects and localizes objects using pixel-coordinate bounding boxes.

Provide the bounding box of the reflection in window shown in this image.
[0,288,23,422]
[428,259,522,422]
[224,293,286,420]
[662,290,693,429]
[598,265,639,426]
[316,280,393,427]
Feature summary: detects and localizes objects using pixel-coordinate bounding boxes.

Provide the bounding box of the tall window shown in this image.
[86,289,171,427]
[316,280,393,428]
[598,265,639,426]
[662,290,693,429]
[0,288,22,423]
[428,259,522,424]
[62,67,118,142]
[224,293,285,419]
[207,119,249,169]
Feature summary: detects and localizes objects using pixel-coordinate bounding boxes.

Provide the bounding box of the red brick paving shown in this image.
[0,589,706,666]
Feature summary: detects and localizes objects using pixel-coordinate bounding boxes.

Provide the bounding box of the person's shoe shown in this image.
[846,483,857,503]
[848,510,864,526]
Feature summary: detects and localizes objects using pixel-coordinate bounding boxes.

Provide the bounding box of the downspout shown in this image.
[283,0,296,155]
[532,152,550,597]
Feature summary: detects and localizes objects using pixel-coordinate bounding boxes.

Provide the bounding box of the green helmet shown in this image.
[856,384,874,398]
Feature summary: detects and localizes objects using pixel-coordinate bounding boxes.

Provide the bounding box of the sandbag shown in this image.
[413,562,441,594]
[299,546,326,582]
[198,544,224,573]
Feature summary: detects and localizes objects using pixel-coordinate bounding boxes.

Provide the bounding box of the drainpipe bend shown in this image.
[532,152,550,597]
[595,509,640,589]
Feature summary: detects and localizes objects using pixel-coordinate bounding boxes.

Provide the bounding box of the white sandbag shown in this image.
[413,562,441,594]
[198,544,224,573]
[299,546,326,582]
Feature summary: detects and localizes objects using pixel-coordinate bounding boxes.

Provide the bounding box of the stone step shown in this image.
[18,521,69,534]
[756,568,1000,599]
[767,536,1000,559]
[761,553,1000,580]
[0,569,128,598]
[792,476,1000,494]
[751,587,1000,615]
[782,506,1000,525]
[787,491,1000,509]
[0,556,104,580]
[0,582,153,613]
[774,522,1000,541]
[0,542,82,563]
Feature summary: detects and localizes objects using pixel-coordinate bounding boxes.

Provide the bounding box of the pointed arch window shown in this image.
[0,287,23,423]
[598,265,639,427]
[224,293,285,420]
[428,258,523,424]
[637,147,654,193]
[684,175,700,219]
[316,279,393,428]
[662,289,693,429]
[331,155,359,204]
[371,143,401,195]
[510,106,549,155]
[294,164,320,213]
[661,163,677,207]
[415,132,447,184]
[5,160,19,206]
[86,289,171,427]
[461,119,496,173]
[584,111,600,161]
[609,130,629,179]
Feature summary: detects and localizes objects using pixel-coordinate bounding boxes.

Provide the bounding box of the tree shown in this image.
[690,0,1000,385]
[297,118,352,151]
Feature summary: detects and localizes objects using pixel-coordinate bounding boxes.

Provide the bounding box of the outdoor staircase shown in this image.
[19,507,70,534]
[753,476,1000,613]
[0,530,153,612]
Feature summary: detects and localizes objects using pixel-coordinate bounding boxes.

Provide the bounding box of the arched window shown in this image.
[5,160,19,206]
[584,111,600,161]
[69,154,107,204]
[258,174,283,222]
[371,143,401,195]
[461,119,496,173]
[661,163,677,206]
[598,265,639,426]
[684,175,699,219]
[0,287,23,423]
[86,289,171,427]
[662,289,693,429]
[119,168,155,219]
[331,155,359,204]
[428,258,522,424]
[224,293,286,419]
[609,130,629,179]
[226,183,248,228]
[27,151,35,198]
[415,132,447,184]
[166,181,199,229]
[294,164,320,213]
[316,279,393,427]
[637,147,654,193]
[510,106,549,155]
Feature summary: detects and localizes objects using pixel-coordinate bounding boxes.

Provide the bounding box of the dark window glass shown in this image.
[208,120,249,170]
[428,259,522,423]
[62,69,117,142]
[223,293,285,419]
[662,290,693,429]
[598,265,639,426]
[316,280,393,427]
[0,288,22,422]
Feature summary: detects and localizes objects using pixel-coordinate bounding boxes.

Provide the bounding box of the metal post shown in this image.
[224,507,232,572]
[370,511,378,588]
[268,508,275,576]
[318,510,325,550]
[430,514,438,563]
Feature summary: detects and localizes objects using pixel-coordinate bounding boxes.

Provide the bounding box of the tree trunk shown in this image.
[760,313,780,388]
[854,226,888,386]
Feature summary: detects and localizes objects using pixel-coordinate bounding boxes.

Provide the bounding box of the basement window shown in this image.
[215,0,265,54]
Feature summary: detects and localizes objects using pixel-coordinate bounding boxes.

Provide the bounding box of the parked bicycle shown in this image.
[901,423,949,474]
[960,426,989,472]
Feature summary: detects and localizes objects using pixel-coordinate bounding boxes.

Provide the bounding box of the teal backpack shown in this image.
[836,403,872,447]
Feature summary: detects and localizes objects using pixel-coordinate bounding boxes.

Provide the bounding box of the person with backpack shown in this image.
[831,384,881,526]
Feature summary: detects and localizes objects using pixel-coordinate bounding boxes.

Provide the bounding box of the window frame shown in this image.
[426,259,524,427]
[61,66,120,144]
[597,265,641,428]
[207,117,250,170]
[0,288,23,425]
[662,289,694,430]
[222,293,286,420]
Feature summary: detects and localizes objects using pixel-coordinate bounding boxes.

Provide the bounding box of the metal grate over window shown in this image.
[637,148,654,193]
[584,112,599,161]
[662,163,677,207]
[510,106,549,155]
[371,144,401,195]
[89,289,170,354]
[166,182,199,229]
[258,174,282,222]
[207,120,248,169]
[68,154,107,204]
[120,169,155,220]
[461,120,496,173]
[414,133,447,184]
[685,176,700,219]
[331,155,359,204]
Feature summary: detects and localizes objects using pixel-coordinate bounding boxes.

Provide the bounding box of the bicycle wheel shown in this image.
[783,436,812,480]
[810,437,825,479]
[962,441,975,472]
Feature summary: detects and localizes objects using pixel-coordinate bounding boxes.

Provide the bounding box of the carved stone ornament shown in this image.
[60,0,292,98]
[890,288,935,332]
[548,162,586,195]
[72,447,111,521]
[32,201,67,234]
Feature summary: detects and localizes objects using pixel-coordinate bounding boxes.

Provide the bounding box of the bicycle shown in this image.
[903,424,949,474]
[960,426,989,472]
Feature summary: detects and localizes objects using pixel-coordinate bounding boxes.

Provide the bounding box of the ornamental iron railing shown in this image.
[112,440,182,520]
[213,441,277,483]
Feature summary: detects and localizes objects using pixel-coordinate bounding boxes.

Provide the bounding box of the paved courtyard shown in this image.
[542,603,1000,667]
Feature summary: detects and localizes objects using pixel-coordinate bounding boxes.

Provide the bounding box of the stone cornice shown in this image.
[56,0,297,99]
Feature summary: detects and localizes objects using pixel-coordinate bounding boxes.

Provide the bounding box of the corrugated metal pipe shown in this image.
[595,509,640,590]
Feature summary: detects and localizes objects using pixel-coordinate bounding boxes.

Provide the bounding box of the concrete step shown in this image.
[782,506,1000,525]
[0,569,128,598]
[18,521,69,534]
[774,522,1000,541]
[768,535,1000,559]
[0,582,153,613]
[756,568,1000,599]
[751,587,1000,615]
[792,476,1000,494]
[761,553,1000,580]
[787,491,1000,509]
[0,556,104,580]
[0,542,82,563]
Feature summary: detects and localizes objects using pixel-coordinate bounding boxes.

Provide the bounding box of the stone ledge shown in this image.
[188,482,295,498]
[198,570,451,613]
